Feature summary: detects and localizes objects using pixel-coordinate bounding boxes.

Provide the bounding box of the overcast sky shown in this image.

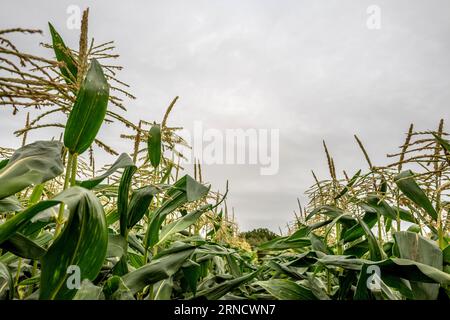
[1,0,449,232]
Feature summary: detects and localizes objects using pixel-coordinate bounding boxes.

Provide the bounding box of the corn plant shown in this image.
[0,10,449,301]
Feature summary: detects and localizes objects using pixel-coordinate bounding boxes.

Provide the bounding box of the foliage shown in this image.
[0,10,449,301]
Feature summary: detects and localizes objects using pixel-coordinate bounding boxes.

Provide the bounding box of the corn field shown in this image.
[0,11,449,301]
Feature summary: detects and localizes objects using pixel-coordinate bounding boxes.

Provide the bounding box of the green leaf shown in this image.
[342,211,377,242]
[157,204,212,246]
[78,153,135,189]
[48,22,78,84]
[443,245,450,264]
[63,59,109,155]
[145,175,209,248]
[0,159,8,171]
[257,279,317,300]
[356,216,384,261]
[148,123,162,168]
[0,233,46,259]
[118,166,137,236]
[0,262,13,300]
[362,196,397,220]
[0,141,64,200]
[194,270,259,300]
[153,278,173,300]
[0,196,23,212]
[39,187,108,300]
[127,185,159,229]
[182,263,201,294]
[395,170,438,221]
[394,231,443,299]
[73,280,105,300]
[122,245,195,294]
[106,234,127,259]
[0,200,59,244]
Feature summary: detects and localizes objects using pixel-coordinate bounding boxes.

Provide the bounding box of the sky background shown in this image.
[1,0,449,232]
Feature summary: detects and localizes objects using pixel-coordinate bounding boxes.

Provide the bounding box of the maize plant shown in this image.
[0,10,449,301]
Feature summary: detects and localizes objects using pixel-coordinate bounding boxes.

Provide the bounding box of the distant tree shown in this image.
[240,228,278,248]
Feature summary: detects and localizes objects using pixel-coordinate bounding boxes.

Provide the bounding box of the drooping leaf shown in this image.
[106,234,127,259]
[0,233,46,259]
[257,279,317,300]
[0,141,64,200]
[394,231,443,299]
[39,187,108,300]
[122,245,195,294]
[157,204,212,246]
[63,59,109,155]
[0,196,23,212]
[0,262,13,300]
[194,270,259,300]
[362,196,397,220]
[356,216,384,261]
[127,185,159,229]
[73,280,105,300]
[78,153,135,189]
[145,175,209,248]
[395,170,438,221]
[0,200,59,244]
[153,278,174,300]
[342,211,377,242]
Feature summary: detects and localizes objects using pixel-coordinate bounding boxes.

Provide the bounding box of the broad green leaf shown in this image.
[48,22,78,84]
[443,245,450,264]
[0,141,64,200]
[0,200,59,244]
[145,175,209,248]
[153,278,173,300]
[106,234,127,259]
[395,170,437,221]
[63,59,109,155]
[362,196,397,219]
[356,216,384,261]
[73,280,105,300]
[258,236,310,251]
[257,279,317,300]
[103,276,134,300]
[0,196,23,212]
[118,166,137,236]
[394,231,442,299]
[288,219,332,240]
[194,270,259,300]
[123,245,195,294]
[342,211,377,242]
[78,153,135,189]
[0,159,8,170]
[0,233,46,259]
[157,204,212,246]
[0,262,13,300]
[148,123,162,168]
[182,263,201,294]
[39,187,108,300]
[127,185,159,229]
